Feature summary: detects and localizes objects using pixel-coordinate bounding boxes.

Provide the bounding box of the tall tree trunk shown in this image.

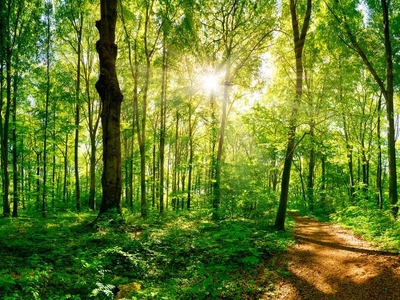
[212,62,230,219]
[35,150,41,209]
[339,58,355,202]
[172,110,179,210]
[51,83,57,207]
[27,161,32,206]
[2,49,11,217]
[209,94,217,196]
[381,0,398,217]
[0,0,5,216]
[137,59,149,217]
[1,0,15,216]
[127,131,133,210]
[120,0,141,214]
[307,125,315,212]
[159,31,167,214]
[21,146,25,210]
[89,133,97,210]
[376,94,383,209]
[51,138,56,207]
[94,0,123,216]
[320,154,326,206]
[296,157,307,209]
[83,53,100,210]
[136,0,155,218]
[129,114,135,211]
[343,115,355,201]
[336,0,398,216]
[361,149,369,191]
[166,147,171,209]
[275,0,312,230]
[181,147,188,211]
[12,70,18,217]
[187,103,194,210]
[271,150,279,192]
[63,133,68,203]
[42,1,52,218]
[74,14,82,212]
[151,131,157,208]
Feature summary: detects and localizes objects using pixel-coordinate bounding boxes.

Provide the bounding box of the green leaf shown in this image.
[242,255,259,266]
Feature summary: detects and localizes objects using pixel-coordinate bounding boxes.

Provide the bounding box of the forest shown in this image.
[1,0,400,299]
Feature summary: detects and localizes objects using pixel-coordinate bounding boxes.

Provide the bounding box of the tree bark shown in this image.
[63,134,68,203]
[41,1,52,218]
[172,110,180,210]
[0,0,5,217]
[21,141,25,210]
[137,60,149,217]
[187,102,194,210]
[376,94,383,209]
[307,125,315,212]
[209,94,217,197]
[159,29,167,214]
[95,0,123,216]
[12,71,18,217]
[35,150,41,209]
[380,0,398,217]
[151,131,157,208]
[2,48,11,217]
[89,133,97,209]
[320,154,326,205]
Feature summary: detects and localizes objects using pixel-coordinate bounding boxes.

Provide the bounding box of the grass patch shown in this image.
[0,210,293,299]
[330,205,400,252]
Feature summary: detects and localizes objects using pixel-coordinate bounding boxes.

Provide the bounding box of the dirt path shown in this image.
[270,214,400,300]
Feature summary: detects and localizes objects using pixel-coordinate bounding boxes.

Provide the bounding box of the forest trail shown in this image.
[269,213,400,300]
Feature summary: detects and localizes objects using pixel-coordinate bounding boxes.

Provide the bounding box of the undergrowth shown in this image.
[0,209,293,299]
[330,203,400,252]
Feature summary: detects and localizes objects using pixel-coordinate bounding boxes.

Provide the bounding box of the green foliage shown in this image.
[0,211,293,299]
[331,202,400,251]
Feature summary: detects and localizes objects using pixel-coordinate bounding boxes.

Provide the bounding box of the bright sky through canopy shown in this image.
[200,72,220,94]
[357,0,369,26]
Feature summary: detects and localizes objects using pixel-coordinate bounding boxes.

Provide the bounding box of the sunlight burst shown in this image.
[200,72,220,94]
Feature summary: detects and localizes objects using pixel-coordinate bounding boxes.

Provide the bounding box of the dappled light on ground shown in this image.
[270,214,400,300]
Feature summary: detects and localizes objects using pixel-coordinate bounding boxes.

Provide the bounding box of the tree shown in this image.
[41,0,53,218]
[94,0,123,216]
[1,0,42,217]
[200,0,276,218]
[56,0,102,211]
[275,0,312,230]
[327,0,398,217]
[158,1,171,214]
[82,28,101,211]
[119,0,163,218]
[69,2,84,212]
[376,93,383,209]
[1,0,12,217]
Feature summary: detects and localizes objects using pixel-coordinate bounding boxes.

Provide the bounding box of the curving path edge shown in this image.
[269,214,400,300]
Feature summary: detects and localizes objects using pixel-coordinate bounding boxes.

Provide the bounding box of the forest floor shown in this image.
[269,213,400,300]
[0,210,293,299]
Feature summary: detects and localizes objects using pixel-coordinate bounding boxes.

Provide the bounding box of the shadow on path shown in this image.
[271,214,400,300]
[295,235,399,256]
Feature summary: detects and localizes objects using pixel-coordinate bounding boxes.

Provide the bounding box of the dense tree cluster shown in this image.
[0,0,399,229]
